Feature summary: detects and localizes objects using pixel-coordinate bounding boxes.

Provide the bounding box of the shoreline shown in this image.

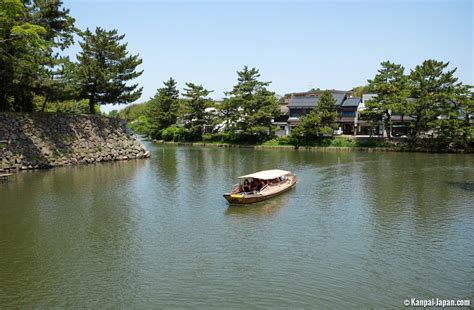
[152,140,472,154]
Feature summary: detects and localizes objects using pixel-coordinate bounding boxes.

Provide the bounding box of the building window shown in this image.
[341,111,356,117]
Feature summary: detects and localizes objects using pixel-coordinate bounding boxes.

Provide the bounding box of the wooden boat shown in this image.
[223,169,296,204]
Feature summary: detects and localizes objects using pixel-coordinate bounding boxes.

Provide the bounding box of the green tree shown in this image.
[362,61,410,139]
[108,109,118,118]
[128,115,151,135]
[0,0,47,111]
[30,0,77,111]
[74,27,143,114]
[290,90,337,144]
[118,102,147,121]
[216,97,239,136]
[0,0,77,112]
[407,60,473,147]
[225,66,281,142]
[350,85,373,98]
[182,83,213,141]
[147,78,179,139]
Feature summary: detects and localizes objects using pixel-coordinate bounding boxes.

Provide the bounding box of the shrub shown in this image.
[202,133,226,142]
[128,115,151,135]
[263,136,291,146]
[161,126,186,142]
[329,137,356,147]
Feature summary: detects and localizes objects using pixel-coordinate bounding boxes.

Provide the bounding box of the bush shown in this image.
[202,133,226,142]
[161,126,186,142]
[128,115,151,135]
[263,136,291,146]
[288,136,392,148]
[329,137,356,147]
[355,138,390,148]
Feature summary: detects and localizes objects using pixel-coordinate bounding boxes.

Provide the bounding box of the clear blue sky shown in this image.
[64,0,473,112]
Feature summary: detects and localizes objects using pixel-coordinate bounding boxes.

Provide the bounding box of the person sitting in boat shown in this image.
[257,180,266,191]
[243,179,251,192]
[250,179,259,192]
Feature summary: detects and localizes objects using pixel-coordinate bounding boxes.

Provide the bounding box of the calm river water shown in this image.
[0,141,473,308]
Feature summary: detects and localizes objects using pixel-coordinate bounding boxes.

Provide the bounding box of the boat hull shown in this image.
[223,180,296,204]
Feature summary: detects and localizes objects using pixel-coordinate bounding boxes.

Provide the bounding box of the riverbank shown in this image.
[152,140,472,153]
[0,112,150,172]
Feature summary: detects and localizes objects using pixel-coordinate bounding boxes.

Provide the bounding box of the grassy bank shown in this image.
[152,136,472,154]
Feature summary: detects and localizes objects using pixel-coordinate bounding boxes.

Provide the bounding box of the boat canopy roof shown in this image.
[237,169,292,180]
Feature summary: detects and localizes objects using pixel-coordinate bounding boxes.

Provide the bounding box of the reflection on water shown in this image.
[446,181,474,192]
[0,143,473,308]
[225,189,291,218]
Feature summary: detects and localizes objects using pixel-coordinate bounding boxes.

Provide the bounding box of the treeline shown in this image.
[288,60,473,149]
[361,60,473,148]
[122,59,473,149]
[119,66,282,143]
[0,0,142,114]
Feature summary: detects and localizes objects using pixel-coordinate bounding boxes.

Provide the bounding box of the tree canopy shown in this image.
[146,78,179,139]
[222,66,281,142]
[407,60,473,146]
[0,1,143,114]
[74,27,143,114]
[362,61,410,139]
[182,82,213,141]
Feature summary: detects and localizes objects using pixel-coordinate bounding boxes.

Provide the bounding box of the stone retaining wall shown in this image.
[0,112,150,172]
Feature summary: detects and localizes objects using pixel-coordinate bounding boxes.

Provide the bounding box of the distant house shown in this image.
[273,90,471,138]
[274,90,365,136]
[339,97,361,134]
[357,94,382,135]
[274,105,290,136]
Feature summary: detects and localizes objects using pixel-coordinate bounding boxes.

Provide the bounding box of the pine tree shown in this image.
[182,83,213,141]
[74,27,143,114]
[407,60,473,147]
[0,0,77,112]
[147,78,179,139]
[0,0,47,111]
[362,61,410,139]
[225,66,281,142]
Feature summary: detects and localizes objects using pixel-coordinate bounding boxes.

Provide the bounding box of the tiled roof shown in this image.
[288,92,347,108]
[342,98,361,107]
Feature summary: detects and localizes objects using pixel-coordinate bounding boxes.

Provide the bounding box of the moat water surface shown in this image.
[1,141,473,308]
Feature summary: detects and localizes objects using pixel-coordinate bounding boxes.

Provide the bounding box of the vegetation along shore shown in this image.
[0,0,472,170]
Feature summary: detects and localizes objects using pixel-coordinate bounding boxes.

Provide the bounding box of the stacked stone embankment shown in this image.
[0,112,150,172]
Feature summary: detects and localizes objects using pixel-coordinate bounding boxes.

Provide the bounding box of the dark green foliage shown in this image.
[181,82,213,141]
[0,0,77,112]
[147,78,179,139]
[290,90,337,145]
[34,97,99,114]
[74,27,143,114]
[407,60,472,147]
[161,125,186,142]
[0,0,47,111]
[361,61,410,139]
[221,66,281,143]
[108,110,118,118]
